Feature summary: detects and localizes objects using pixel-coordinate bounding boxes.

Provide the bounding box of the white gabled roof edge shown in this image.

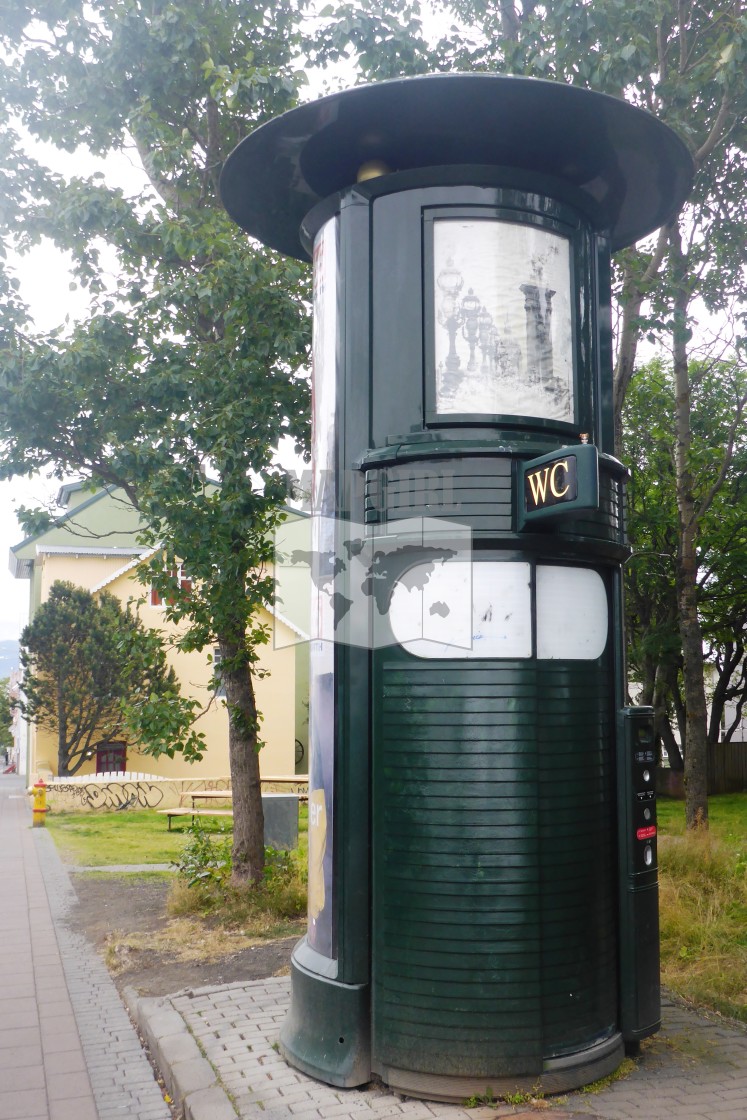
[267,603,308,642]
[89,549,310,641]
[37,545,144,558]
[89,547,160,593]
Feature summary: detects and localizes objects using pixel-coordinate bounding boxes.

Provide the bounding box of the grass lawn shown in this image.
[657,792,747,843]
[46,803,308,867]
[658,793,747,1022]
[46,808,197,865]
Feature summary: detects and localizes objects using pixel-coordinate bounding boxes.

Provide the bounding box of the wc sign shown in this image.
[518,443,600,528]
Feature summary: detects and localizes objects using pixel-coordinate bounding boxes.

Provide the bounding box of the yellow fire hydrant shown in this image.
[31,778,48,827]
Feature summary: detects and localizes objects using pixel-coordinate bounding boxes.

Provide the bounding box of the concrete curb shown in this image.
[125,987,239,1120]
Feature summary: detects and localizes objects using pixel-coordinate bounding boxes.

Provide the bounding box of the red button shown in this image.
[636,825,657,840]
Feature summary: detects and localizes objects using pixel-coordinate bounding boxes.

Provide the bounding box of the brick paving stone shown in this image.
[159,972,747,1120]
[0,775,172,1120]
[717,1084,747,1099]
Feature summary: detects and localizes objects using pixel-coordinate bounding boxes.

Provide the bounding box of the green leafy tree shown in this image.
[19,581,203,777]
[0,0,311,881]
[623,363,684,767]
[624,357,747,779]
[0,678,12,755]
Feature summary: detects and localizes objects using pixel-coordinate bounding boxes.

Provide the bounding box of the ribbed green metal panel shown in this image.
[367,458,513,531]
[537,662,617,1055]
[372,659,541,1077]
[564,471,624,542]
[371,654,616,1078]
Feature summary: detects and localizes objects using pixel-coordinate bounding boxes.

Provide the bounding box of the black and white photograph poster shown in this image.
[433,218,575,423]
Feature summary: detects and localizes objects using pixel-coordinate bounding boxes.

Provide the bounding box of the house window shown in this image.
[150,565,192,607]
[96,742,127,774]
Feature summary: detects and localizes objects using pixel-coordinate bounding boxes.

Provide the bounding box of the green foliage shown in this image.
[169,819,307,931]
[579,1059,635,1094]
[174,818,305,892]
[462,1084,544,1108]
[463,1086,496,1107]
[174,820,233,886]
[658,792,747,846]
[0,677,12,752]
[658,800,747,1021]
[0,0,313,879]
[624,358,747,753]
[19,580,204,774]
[309,2,438,80]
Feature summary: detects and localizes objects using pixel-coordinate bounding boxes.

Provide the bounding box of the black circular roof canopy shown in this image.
[220,73,693,261]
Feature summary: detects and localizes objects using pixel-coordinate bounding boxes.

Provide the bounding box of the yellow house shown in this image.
[9,482,309,788]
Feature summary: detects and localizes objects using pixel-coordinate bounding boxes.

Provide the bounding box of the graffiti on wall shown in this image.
[47,776,233,812]
[52,781,165,809]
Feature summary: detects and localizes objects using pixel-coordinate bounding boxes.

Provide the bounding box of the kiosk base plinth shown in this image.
[279,939,370,1088]
[279,940,625,1106]
[376,1034,625,1104]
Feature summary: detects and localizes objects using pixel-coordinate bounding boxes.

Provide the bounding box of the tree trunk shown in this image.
[666,665,687,747]
[612,232,669,456]
[219,637,265,885]
[670,227,709,829]
[678,547,709,824]
[613,274,645,457]
[57,680,68,777]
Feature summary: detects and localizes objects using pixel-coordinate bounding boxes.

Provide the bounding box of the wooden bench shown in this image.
[158,807,233,831]
[178,789,232,809]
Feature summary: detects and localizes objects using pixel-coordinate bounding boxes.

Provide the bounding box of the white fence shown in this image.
[49,771,162,784]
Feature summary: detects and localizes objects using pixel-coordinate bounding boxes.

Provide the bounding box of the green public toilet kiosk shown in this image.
[221,75,693,1101]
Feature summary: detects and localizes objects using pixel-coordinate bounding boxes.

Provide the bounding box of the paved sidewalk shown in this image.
[0,773,171,1120]
[4,768,747,1120]
[133,977,747,1120]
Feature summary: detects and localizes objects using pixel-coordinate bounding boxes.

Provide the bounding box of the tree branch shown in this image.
[695,387,747,522]
[677,0,690,74]
[131,129,184,213]
[694,90,732,168]
[499,0,520,40]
